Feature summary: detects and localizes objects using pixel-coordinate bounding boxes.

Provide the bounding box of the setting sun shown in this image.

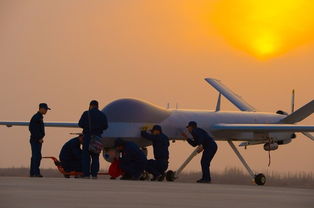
[209,0,314,59]
[252,32,278,56]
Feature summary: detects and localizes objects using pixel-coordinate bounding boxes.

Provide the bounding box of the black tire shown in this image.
[166,170,176,182]
[254,173,266,185]
[140,172,150,181]
[64,174,70,178]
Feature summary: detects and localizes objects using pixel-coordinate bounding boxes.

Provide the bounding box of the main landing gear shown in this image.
[166,147,202,182]
[227,140,266,185]
[165,141,266,185]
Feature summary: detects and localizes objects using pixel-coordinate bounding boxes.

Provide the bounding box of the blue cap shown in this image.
[152,125,162,132]
[114,138,126,148]
[39,103,51,110]
[186,121,197,128]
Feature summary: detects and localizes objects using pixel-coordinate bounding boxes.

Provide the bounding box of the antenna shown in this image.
[291,89,295,113]
[215,93,222,112]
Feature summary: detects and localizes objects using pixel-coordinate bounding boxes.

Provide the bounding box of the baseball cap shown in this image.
[114,138,126,148]
[152,125,162,132]
[186,121,197,128]
[39,103,51,110]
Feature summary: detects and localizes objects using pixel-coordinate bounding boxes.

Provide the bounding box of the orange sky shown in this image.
[0,0,313,174]
[195,0,314,59]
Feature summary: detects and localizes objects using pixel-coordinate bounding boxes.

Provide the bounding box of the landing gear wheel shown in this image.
[166,170,176,182]
[140,172,150,181]
[254,173,266,185]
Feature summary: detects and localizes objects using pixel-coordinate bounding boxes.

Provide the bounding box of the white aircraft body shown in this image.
[1,78,313,185]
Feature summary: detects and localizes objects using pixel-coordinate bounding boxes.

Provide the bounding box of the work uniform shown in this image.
[79,108,108,177]
[119,141,147,180]
[141,131,169,177]
[59,137,82,172]
[29,112,45,176]
[187,128,217,182]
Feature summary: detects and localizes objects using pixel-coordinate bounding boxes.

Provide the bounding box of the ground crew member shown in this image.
[28,103,51,177]
[114,139,147,180]
[79,100,108,179]
[59,134,84,177]
[182,121,218,183]
[141,125,169,181]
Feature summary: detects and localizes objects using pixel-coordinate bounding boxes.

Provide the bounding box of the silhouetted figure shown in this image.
[29,103,51,177]
[79,100,108,178]
[183,121,218,183]
[59,135,84,177]
[141,125,169,181]
[114,139,147,180]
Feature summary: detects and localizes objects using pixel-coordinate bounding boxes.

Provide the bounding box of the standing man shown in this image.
[114,138,147,180]
[182,121,218,183]
[79,100,108,179]
[29,103,51,177]
[59,134,84,177]
[141,125,169,181]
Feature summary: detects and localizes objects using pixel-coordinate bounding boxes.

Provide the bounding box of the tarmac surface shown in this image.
[0,177,313,208]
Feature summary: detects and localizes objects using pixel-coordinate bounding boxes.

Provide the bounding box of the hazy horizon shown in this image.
[0,0,313,174]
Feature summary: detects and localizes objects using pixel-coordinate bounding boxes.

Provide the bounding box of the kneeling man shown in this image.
[141,125,169,181]
[114,139,147,180]
[59,134,84,176]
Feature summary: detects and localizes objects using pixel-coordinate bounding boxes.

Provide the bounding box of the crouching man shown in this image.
[141,125,169,181]
[114,138,147,180]
[59,134,84,178]
[182,121,218,183]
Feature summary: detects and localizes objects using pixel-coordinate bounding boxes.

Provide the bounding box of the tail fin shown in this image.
[281,100,314,124]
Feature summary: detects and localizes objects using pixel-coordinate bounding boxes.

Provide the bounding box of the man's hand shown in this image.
[181,132,188,139]
[140,126,148,131]
[197,145,204,153]
[38,139,44,144]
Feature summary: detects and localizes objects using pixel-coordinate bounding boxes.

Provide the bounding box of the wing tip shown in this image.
[204,77,220,82]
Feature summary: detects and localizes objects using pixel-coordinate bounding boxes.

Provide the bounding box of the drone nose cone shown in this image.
[102,98,171,123]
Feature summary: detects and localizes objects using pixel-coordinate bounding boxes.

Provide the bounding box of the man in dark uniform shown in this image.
[79,100,108,178]
[141,125,169,181]
[182,121,218,183]
[59,134,84,177]
[28,103,51,177]
[114,139,147,180]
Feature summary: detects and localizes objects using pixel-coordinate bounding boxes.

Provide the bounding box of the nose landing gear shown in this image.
[165,170,176,182]
[166,147,202,182]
